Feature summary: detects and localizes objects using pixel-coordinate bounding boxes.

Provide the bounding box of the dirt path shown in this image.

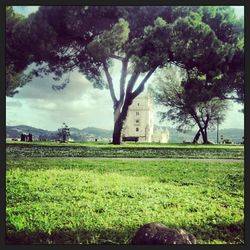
[9,156,244,163]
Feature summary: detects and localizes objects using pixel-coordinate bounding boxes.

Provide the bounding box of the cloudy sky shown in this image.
[6,6,244,131]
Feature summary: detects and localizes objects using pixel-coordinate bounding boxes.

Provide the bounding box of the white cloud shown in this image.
[16,70,92,101]
[6,100,22,107]
[6,69,114,130]
[220,102,244,129]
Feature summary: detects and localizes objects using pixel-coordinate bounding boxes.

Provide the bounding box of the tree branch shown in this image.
[169,61,186,70]
[205,114,210,128]
[201,115,206,125]
[190,110,203,130]
[132,68,156,98]
[223,96,243,101]
[198,106,206,124]
[186,69,191,80]
[113,58,129,124]
[126,68,140,95]
[103,62,118,106]
[119,58,128,102]
[110,54,124,61]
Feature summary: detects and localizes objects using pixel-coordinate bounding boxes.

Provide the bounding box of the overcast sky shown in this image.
[6,6,244,131]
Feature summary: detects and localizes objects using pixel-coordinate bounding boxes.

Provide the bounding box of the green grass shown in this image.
[7,140,244,148]
[6,158,244,244]
[6,142,244,159]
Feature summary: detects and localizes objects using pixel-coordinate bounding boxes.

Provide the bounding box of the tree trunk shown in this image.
[200,128,209,144]
[190,111,209,144]
[112,95,133,145]
[203,127,209,144]
[202,117,210,144]
[112,115,123,144]
[192,129,201,143]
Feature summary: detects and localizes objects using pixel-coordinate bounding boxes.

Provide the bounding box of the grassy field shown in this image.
[6,142,244,159]
[6,158,244,244]
[7,140,244,148]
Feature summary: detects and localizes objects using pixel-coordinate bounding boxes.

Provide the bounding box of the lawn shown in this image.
[6,142,244,159]
[6,158,244,244]
[7,140,244,148]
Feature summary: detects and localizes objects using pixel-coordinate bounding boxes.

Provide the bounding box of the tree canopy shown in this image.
[6,6,244,144]
[149,65,229,143]
[6,6,33,96]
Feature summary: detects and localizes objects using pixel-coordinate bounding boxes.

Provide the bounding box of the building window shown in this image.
[136,119,139,123]
[136,127,139,132]
[136,112,139,116]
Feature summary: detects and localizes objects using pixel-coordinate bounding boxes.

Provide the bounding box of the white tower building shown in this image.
[122,93,169,143]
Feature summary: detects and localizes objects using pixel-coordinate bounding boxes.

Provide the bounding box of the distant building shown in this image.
[122,94,169,143]
[6,138,20,141]
[85,134,96,141]
[20,133,32,142]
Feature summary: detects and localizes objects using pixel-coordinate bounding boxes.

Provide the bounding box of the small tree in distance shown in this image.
[150,65,229,144]
[57,123,70,143]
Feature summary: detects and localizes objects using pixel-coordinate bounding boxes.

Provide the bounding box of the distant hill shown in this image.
[6,125,113,141]
[6,125,243,143]
[165,127,244,144]
[82,127,113,138]
[66,127,112,141]
[6,125,58,141]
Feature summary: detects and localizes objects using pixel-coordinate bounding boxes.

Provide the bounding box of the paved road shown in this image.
[80,157,244,162]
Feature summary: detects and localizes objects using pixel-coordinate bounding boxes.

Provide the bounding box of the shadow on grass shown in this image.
[181,221,244,244]
[6,226,135,244]
[6,221,244,244]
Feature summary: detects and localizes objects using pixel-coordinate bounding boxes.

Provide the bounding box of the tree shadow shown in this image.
[6,221,244,244]
[179,220,244,244]
[6,226,135,244]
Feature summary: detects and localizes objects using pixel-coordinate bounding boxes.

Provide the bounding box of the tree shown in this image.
[169,7,244,103]
[6,6,33,96]
[150,65,229,144]
[57,123,70,142]
[7,6,243,144]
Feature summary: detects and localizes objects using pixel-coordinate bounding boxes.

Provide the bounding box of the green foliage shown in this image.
[57,123,70,142]
[6,140,244,149]
[172,13,226,73]
[87,18,129,61]
[150,65,230,144]
[6,142,244,159]
[6,64,33,97]
[154,16,167,27]
[6,6,33,96]
[201,6,243,44]
[6,158,244,244]
[128,17,172,72]
[7,6,243,100]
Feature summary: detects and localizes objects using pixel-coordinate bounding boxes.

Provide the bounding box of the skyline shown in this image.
[6,6,244,131]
